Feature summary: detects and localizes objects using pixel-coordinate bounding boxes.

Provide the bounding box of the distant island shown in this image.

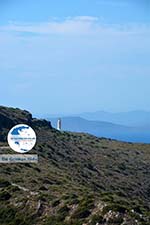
[43,110,150,143]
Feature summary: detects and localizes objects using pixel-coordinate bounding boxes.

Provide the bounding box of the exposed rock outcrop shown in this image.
[0,106,52,141]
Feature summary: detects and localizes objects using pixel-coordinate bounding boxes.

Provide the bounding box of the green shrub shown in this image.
[102,204,127,215]
[57,205,70,220]
[71,196,94,219]
[0,178,11,187]
[44,215,67,225]
[0,190,11,201]
[90,214,103,224]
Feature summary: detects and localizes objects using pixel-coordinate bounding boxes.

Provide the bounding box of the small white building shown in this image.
[57,118,61,131]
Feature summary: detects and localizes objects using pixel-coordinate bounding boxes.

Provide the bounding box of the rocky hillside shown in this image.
[0,106,150,225]
[0,106,52,142]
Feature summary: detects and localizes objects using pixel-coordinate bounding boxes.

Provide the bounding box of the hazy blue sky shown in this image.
[0,0,150,114]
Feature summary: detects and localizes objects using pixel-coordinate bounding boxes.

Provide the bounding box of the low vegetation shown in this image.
[0,106,150,224]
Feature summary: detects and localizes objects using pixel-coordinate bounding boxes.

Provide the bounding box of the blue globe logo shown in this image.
[7,124,36,153]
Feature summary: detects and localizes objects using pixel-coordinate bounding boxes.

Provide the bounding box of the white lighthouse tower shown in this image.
[57,118,61,131]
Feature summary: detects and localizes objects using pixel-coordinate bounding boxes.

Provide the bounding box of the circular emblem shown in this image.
[7,124,36,153]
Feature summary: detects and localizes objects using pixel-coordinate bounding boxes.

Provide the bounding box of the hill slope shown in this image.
[0,106,150,225]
